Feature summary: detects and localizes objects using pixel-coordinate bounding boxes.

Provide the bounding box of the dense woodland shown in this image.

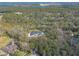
[0,5,79,56]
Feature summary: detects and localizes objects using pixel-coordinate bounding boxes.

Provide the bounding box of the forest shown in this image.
[0,4,79,56]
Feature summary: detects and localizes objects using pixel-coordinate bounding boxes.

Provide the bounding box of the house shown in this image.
[40,4,50,6]
[0,13,5,15]
[0,50,9,56]
[28,31,44,37]
[15,12,23,14]
[2,40,17,54]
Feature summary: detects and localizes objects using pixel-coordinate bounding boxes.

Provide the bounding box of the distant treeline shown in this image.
[0,5,79,13]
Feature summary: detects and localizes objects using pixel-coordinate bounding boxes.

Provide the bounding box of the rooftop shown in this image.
[28,31,44,37]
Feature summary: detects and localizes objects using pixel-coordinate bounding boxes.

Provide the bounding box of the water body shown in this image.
[0,2,79,7]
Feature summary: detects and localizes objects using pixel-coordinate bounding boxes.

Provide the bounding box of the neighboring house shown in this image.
[0,13,5,15]
[40,4,50,6]
[2,40,17,54]
[0,50,9,56]
[28,31,44,37]
[15,12,23,14]
[70,37,79,46]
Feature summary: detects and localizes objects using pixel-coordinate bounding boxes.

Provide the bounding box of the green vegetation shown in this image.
[13,50,27,56]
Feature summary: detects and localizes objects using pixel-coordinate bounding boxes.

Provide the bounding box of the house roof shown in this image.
[0,50,9,56]
[28,31,44,37]
[2,41,17,53]
[30,31,43,36]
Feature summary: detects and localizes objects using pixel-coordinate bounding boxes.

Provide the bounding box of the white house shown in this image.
[15,12,23,14]
[40,4,50,6]
[28,31,44,37]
